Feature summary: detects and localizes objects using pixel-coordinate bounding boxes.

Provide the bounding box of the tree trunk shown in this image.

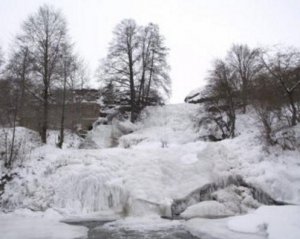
[241,77,247,114]
[19,48,28,126]
[58,62,67,148]
[145,51,155,104]
[137,68,146,110]
[41,87,48,143]
[287,92,297,126]
[41,31,49,144]
[6,91,19,168]
[128,47,137,122]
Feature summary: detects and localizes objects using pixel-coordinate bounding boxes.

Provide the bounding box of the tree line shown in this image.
[203,44,300,148]
[0,5,171,167]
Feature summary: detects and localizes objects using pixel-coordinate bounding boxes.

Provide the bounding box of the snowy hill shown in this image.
[1,103,300,239]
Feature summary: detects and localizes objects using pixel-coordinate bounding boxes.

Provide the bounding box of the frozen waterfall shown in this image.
[54,171,129,214]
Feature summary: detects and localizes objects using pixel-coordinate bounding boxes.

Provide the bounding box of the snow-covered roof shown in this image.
[184,86,209,103]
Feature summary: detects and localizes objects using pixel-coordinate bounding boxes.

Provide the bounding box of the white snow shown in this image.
[0,209,87,239]
[184,87,204,102]
[46,130,83,149]
[85,124,113,148]
[186,206,300,239]
[186,217,265,239]
[228,206,300,239]
[86,117,138,149]
[1,103,300,239]
[181,200,234,219]
[119,104,200,147]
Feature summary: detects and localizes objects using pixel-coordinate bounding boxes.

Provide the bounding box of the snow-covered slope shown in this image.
[119,104,201,148]
[1,103,300,239]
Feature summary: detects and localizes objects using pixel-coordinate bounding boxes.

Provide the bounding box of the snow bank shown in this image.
[186,217,264,239]
[0,127,82,173]
[46,130,83,149]
[0,209,87,239]
[0,127,41,150]
[228,206,300,239]
[0,127,41,176]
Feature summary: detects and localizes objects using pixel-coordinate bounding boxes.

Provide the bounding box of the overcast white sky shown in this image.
[1,0,300,103]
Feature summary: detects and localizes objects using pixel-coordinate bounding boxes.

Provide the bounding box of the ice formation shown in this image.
[171,175,289,217]
[1,103,300,239]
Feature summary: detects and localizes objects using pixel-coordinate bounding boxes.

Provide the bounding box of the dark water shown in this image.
[65,220,200,239]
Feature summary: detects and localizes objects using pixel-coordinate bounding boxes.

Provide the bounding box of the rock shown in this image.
[171,175,288,218]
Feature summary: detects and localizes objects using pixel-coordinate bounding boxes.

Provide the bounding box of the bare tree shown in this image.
[206,59,238,138]
[17,5,68,143]
[0,46,4,73]
[137,23,170,109]
[5,45,35,126]
[251,71,281,145]
[57,53,69,148]
[136,24,153,108]
[56,44,78,148]
[261,47,300,126]
[0,79,21,168]
[227,44,261,113]
[98,20,171,121]
[200,44,300,146]
[104,19,140,122]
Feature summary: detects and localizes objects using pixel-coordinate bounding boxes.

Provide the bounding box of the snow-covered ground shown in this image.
[0,209,87,239]
[186,205,300,239]
[0,103,300,239]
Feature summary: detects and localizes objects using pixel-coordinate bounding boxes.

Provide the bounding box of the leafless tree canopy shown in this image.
[226,44,261,113]
[203,44,300,146]
[0,5,90,155]
[15,5,69,143]
[98,19,171,122]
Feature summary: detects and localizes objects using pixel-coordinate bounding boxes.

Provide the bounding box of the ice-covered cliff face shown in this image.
[1,104,300,219]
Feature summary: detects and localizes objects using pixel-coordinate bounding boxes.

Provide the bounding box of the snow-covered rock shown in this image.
[181,200,233,219]
[184,87,205,103]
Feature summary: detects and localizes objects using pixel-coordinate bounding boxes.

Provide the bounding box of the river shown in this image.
[65,219,200,239]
